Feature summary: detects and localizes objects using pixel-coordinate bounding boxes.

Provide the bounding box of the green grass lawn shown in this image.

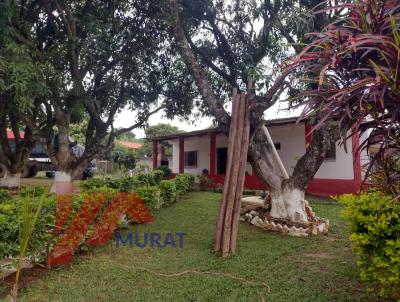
[13,192,367,302]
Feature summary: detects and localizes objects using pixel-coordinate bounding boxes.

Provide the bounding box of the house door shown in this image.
[217,147,227,175]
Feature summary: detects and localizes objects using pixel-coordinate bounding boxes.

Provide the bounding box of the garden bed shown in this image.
[1,192,369,301]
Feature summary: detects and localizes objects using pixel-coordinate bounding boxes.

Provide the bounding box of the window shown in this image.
[274,143,281,150]
[325,141,337,160]
[184,151,197,168]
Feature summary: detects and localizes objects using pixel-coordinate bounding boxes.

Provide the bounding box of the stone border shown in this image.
[240,196,330,236]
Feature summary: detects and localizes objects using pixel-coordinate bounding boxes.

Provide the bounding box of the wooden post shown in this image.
[179,137,184,174]
[230,94,251,253]
[213,85,252,256]
[152,140,158,170]
[210,132,216,176]
[214,88,239,252]
[221,93,246,256]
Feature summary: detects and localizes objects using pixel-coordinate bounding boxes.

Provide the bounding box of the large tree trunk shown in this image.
[0,162,25,189]
[0,171,21,189]
[269,185,307,223]
[248,122,339,224]
[50,171,73,195]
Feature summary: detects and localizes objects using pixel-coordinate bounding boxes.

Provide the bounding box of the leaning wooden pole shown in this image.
[230,91,251,254]
[213,86,251,257]
[213,88,239,252]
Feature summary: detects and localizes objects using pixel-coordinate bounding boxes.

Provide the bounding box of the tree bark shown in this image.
[0,171,21,189]
[248,122,340,223]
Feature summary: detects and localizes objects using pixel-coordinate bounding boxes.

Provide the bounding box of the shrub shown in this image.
[81,177,135,192]
[338,192,400,298]
[0,189,11,203]
[159,180,176,206]
[186,174,195,190]
[137,186,160,212]
[174,175,188,196]
[20,186,46,197]
[116,177,135,192]
[136,173,156,187]
[0,195,56,259]
[156,166,172,179]
[152,170,164,185]
[174,174,195,197]
[81,178,108,191]
[197,174,210,191]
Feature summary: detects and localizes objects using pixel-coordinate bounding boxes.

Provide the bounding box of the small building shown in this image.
[151,117,367,197]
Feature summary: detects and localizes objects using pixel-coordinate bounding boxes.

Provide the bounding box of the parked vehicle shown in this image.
[0,135,96,179]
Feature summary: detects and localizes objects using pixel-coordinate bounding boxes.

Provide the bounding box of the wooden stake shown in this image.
[221,93,246,256]
[230,94,251,254]
[213,85,252,257]
[213,88,239,252]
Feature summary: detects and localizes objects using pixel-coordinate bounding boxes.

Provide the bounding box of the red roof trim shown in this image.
[116,140,142,150]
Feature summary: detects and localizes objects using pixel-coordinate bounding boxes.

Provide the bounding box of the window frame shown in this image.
[184,150,198,168]
[324,141,337,161]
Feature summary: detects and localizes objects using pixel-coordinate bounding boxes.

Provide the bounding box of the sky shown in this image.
[114,100,301,139]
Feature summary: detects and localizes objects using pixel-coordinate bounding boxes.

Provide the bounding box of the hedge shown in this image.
[0,173,195,259]
[0,193,56,260]
[159,180,176,206]
[81,170,166,192]
[338,192,400,298]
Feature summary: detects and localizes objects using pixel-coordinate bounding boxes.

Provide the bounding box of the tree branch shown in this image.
[166,0,230,129]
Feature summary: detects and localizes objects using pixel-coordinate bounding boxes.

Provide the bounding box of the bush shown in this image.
[152,170,164,185]
[0,189,11,203]
[160,180,176,206]
[20,186,46,197]
[0,195,56,259]
[156,166,172,179]
[137,186,160,212]
[197,174,210,191]
[135,173,156,187]
[80,173,195,210]
[173,174,195,198]
[186,174,195,190]
[338,192,400,298]
[81,177,135,192]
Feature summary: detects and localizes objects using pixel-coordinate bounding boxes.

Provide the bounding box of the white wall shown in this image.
[168,124,357,180]
[170,135,211,174]
[314,138,354,179]
[268,124,306,176]
[359,130,371,179]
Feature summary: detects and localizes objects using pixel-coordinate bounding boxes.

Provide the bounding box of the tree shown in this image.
[293,0,400,174]
[117,131,138,143]
[5,1,195,191]
[111,144,136,170]
[137,123,184,157]
[0,6,48,188]
[69,115,89,145]
[165,0,339,229]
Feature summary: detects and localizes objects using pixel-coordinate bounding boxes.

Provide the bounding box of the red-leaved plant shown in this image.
[291,0,400,184]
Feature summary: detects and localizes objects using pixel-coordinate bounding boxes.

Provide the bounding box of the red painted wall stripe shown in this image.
[179,137,184,174]
[152,140,158,170]
[210,133,216,176]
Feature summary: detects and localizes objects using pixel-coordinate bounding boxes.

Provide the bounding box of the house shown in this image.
[116,140,143,150]
[151,117,369,197]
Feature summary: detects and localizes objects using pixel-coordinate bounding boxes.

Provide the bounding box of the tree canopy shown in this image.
[137,123,184,157]
[0,0,196,180]
[293,0,400,175]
